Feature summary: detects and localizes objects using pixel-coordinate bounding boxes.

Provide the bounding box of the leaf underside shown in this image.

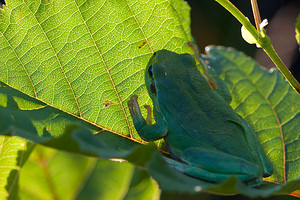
[204,46,300,184]
[0,0,193,142]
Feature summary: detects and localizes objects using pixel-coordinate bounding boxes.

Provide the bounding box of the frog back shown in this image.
[154,55,259,161]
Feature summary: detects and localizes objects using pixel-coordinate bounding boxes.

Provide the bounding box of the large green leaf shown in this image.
[0,136,33,200]
[19,145,160,200]
[204,46,300,184]
[0,1,191,197]
[0,81,141,157]
[17,145,300,200]
[0,0,193,142]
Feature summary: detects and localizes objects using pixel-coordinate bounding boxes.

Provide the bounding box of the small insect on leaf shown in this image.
[0,0,6,9]
[103,100,116,108]
[138,41,146,49]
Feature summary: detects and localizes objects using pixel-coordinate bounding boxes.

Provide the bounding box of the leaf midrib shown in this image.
[73,0,135,137]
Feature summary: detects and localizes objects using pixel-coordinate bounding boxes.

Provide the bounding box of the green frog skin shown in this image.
[128,50,272,186]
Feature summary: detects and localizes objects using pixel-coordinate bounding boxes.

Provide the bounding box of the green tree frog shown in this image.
[127,50,272,186]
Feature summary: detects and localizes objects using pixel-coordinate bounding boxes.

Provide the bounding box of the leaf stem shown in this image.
[250,0,262,31]
[214,0,300,94]
[263,45,300,94]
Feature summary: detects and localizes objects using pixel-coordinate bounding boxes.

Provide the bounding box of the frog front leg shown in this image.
[128,95,168,141]
[165,147,262,186]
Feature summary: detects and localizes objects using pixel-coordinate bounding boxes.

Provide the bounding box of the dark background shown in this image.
[187,0,300,81]
[0,0,5,9]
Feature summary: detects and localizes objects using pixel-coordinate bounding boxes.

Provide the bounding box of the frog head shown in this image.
[145,50,196,101]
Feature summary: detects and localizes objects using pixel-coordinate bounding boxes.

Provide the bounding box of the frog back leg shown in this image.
[231,116,273,177]
[165,147,263,186]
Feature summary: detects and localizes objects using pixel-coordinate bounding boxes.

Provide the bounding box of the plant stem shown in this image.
[214,0,300,94]
[250,0,262,31]
[263,45,300,94]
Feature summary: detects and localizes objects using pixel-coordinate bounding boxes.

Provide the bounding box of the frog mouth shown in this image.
[147,64,157,96]
[150,79,157,96]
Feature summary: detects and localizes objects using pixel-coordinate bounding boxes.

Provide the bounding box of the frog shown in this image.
[127,49,272,186]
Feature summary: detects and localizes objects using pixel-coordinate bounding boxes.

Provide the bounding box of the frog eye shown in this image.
[148,65,153,77]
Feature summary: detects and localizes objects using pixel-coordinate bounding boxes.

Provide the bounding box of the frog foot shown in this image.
[128,95,147,127]
[128,95,167,141]
[127,95,138,116]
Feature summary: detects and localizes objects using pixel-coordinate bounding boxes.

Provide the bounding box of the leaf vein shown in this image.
[24,1,82,117]
[73,0,133,137]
